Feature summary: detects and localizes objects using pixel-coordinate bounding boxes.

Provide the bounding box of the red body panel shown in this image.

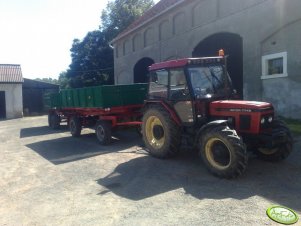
[211,100,272,109]
[209,100,274,134]
[50,104,143,128]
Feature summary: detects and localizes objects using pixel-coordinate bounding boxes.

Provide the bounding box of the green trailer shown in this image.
[50,83,148,109]
[48,83,148,144]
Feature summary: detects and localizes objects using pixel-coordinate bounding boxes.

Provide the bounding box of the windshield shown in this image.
[188,65,229,98]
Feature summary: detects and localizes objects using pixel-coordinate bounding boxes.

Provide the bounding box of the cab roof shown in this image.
[148,56,225,71]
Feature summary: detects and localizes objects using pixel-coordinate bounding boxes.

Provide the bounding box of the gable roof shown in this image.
[0,64,24,83]
[23,78,59,89]
[111,0,185,44]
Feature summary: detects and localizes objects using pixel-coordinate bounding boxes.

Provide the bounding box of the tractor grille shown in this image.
[260,114,273,129]
[240,115,251,130]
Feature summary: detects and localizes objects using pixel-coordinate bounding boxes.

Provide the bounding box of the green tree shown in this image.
[66,30,114,88]
[58,71,70,89]
[66,0,154,88]
[35,77,59,85]
[101,0,154,40]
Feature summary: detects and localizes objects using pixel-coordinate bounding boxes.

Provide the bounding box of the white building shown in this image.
[0,64,23,119]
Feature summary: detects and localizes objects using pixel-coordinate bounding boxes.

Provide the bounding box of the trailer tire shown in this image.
[255,119,293,162]
[200,125,248,179]
[48,113,60,130]
[70,116,81,137]
[142,105,180,158]
[95,120,111,145]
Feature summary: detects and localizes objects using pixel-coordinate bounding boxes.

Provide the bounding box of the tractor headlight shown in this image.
[260,118,265,124]
[268,116,273,123]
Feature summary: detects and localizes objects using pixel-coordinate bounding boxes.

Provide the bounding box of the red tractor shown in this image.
[142,53,293,178]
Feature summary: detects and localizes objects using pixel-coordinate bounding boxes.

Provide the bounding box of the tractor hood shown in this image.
[210,100,273,113]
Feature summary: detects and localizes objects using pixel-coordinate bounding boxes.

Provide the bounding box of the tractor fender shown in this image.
[143,100,181,126]
[195,120,228,145]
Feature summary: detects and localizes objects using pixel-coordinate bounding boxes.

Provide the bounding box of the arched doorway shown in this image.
[134,57,154,83]
[192,33,243,98]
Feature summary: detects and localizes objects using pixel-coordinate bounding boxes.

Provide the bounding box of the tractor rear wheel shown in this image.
[200,125,248,179]
[142,106,180,158]
[69,116,82,137]
[48,113,60,129]
[256,119,293,162]
[95,120,111,145]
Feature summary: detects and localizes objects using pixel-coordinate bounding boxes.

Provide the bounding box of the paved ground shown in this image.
[0,116,300,226]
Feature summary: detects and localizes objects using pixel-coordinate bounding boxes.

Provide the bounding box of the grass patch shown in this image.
[279,116,301,136]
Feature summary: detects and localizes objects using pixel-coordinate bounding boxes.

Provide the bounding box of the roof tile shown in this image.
[0,64,24,83]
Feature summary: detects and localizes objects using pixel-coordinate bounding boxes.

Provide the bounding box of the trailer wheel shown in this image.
[69,116,81,137]
[256,120,293,162]
[48,113,60,130]
[95,120,111,145]
[142,105,180,158]
[200,125,248,179]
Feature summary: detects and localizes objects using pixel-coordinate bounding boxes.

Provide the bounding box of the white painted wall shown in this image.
[0,83,23,119]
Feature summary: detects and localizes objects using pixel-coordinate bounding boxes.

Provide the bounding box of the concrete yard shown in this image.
[0,116,300,226]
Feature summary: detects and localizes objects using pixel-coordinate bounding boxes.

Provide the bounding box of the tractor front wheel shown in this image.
[142,106,180,158]
[256,120,293,162]
[200,125,248,179]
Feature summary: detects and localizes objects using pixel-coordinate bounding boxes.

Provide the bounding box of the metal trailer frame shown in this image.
[48,104,144,144]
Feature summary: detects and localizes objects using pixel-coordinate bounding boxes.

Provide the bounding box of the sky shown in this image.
[0,0,159,80]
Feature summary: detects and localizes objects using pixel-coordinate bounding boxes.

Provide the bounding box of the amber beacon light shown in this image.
[218,49,225,56]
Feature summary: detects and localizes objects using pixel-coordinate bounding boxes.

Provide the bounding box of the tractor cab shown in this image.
[147,55,234,126]
[148,56,232,99]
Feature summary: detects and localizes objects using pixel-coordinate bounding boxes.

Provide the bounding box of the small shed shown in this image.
[22,79,59,115]
[0,64,23,119]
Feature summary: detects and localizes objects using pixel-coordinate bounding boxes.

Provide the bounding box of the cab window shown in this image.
[169,68,190,100]
[148,70,168,99]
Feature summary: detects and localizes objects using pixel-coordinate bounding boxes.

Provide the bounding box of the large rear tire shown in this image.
[255,119,293,162]
[95,120,111,145]
[200,125,248,179]
[69,116,82,137]
[142,106,181,158]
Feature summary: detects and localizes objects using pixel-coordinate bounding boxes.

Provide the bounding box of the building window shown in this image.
[261,52,287,79]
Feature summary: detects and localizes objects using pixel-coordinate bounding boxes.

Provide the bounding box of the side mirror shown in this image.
[232,89,240,99]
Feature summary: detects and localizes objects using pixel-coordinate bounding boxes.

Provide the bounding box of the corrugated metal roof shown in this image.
[0,64,24,83]
[111,0,186,43]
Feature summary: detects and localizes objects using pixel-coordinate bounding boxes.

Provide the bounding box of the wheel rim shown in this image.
[145,116,165,149]
[258,147,278,155]
[205,138,232,170]
[96,125,105,142]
